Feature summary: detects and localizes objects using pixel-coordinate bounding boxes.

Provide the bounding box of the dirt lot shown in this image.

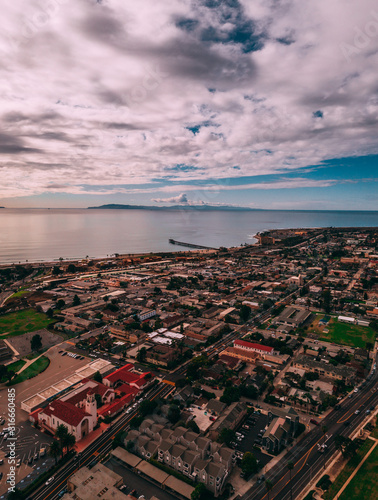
[7,329,64,357]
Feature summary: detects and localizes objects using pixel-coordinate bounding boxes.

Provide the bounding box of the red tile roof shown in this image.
[40,400,91,427]
[97,393,134,417]
[234,339,274,353]
[104,364,134,384]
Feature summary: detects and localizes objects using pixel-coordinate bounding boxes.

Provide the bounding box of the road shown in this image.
[30,382,173,500]
[241,354,378,500]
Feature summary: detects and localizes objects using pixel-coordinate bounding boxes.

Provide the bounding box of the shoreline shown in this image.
[0,224,377,267]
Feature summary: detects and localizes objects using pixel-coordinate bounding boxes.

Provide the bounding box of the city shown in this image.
[0,227,377,500]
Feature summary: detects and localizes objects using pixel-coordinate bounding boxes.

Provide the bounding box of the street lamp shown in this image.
[306,463,312,482]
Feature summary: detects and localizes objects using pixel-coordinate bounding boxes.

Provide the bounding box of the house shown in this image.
[233,339,276,356]
[262,408,299,454]
[208,402,247,441]
[354,348,369,363]
[126,423,234,497]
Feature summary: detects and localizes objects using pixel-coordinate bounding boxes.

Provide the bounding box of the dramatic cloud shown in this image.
[0,0,377,206]
[153,193,188,204]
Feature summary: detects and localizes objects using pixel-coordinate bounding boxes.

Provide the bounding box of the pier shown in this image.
[168,238,217,250]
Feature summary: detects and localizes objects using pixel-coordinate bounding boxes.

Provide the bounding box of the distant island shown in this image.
[88,203,259,211]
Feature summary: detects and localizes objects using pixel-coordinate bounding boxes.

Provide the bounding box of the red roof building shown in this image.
[234,339,275,355]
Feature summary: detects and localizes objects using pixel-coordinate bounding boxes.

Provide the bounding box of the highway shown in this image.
[241,353,378,500]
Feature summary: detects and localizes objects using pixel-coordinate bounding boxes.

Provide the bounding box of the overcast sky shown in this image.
[1,0,378,209]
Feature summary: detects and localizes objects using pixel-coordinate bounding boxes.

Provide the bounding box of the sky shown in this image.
[1,0,378,210]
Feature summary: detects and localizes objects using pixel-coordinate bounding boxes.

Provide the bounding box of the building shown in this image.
[0,340,13,362]
[233,339,276,356]
[126,423,235,497]
[138,309,156,321]
[274,306,312,330]
[262,408,299,454]
[35,394,97,441]
[208,402,247,441]
[103,364,154,392]
[294,354,357,384]
[30,379,115,441]
[65,463,123,499]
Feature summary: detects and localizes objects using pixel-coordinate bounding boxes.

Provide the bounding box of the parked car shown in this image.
[310,419,320,425]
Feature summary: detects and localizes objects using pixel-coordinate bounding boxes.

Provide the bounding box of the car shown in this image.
[58,489,67,498]
[209,416,216,421]
[28,456,33,464]
[355,410,360,415]
[0,472,3,480]
[3,434,8,440]
[310,419,320,425]
[354,388,359,393]
[58,350,63,353]
[0,419,5,425]
[34,452,39,460]
[0,459,3,465]
[4,452,10,458]
[366,409,371,414]
[62,352,67,356]
[45,476,55,486]
[16,459,21,467]
[348,394,353,398]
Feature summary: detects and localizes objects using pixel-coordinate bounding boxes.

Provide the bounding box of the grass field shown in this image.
[0,360,26,382]
[339,443,378,500]
[308,315,376,348]
[8,355,50,385]
[0,309,53,337]
[323,439,374,500]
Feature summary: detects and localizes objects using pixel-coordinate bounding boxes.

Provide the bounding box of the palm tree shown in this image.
[287,461,294,500]
[265,480,273,500]
[63,433,76,455]
[49,440,62,465]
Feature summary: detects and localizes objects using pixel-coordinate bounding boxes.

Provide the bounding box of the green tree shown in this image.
[0,364,7,381]
[7,489,26,500]
[49,440,62,465]
[95,393,103,408]
[6,370,15,383]
[322,289,332,314]
[191,483,208,500]
[265,480,273,500]
[239,304,251,322]
[72,294,81,307]
[93,370,103,383]
[218,428,236,447]
[241,452,259,477]
[137,346,147,363]
[168,404,181,424]
[31,334,42,351]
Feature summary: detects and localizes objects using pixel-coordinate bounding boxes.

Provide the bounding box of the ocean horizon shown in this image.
[0,208,377,264]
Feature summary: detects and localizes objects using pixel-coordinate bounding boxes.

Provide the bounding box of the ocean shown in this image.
[0,208,377,264]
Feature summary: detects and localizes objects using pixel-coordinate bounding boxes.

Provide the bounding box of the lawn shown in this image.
[308,316,376,348]
[339,443,378,500]
[323,439,374,500]
[0,309,53,337]
[0,360,26,382]
[9,355,50,385]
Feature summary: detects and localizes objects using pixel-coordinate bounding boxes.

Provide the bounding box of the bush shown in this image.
[316,474,332,491]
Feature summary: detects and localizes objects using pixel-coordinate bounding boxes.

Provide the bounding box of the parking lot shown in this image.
[232,411,272,469]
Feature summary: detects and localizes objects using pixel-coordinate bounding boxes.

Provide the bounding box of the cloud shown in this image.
[152,193,188,204]
[0,0,377,203]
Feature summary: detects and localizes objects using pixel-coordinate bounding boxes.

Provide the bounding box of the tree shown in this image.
[366,342,374,353]
[6,370,15,383]
[0,364,7,381]
[265,480,273,500]
[72,294,81,307]
[7,489,26,500]
[63,432,76,454]
[191,483,208,500]
[241,452,259,478]
[322,289,332,314]
[93,370,103,383]
[67,263,76,273]
[168,404,181,424]
[95,393,103,408]
[137,346,147,363]
[49,440,62,465]
[31,334,42,351]
[218,428,236,447]
[287,461,294,500]
[239,305,251,322]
